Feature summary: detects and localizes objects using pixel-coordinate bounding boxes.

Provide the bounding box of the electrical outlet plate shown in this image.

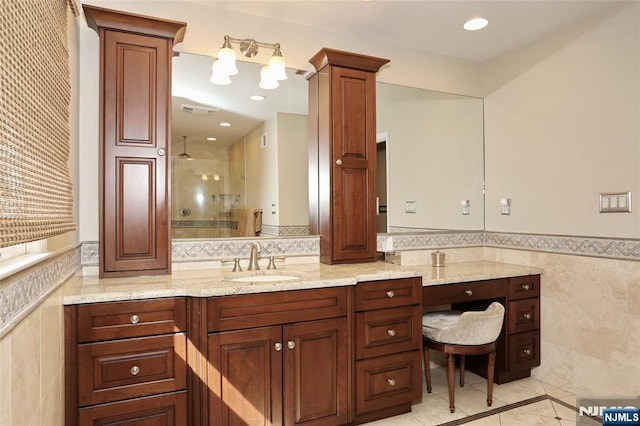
[600,191,631,213]
[500,198,511,215]
[461,200,470,215]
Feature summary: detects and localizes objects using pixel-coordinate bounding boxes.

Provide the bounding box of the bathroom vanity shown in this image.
[63,261,542,425]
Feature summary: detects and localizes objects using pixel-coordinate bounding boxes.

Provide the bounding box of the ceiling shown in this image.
[188,0,621,62]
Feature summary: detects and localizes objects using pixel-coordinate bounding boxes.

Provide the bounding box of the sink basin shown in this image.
[231,275,300,283]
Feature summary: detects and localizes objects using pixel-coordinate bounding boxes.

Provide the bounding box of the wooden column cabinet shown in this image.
[308,48,389,265]
[83,5,186,278]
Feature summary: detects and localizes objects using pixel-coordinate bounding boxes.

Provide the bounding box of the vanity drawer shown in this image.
[508,299,540,334]
[508,330,540,371]
[355,305,422,359]
[78,391,187,426]
[423,279,507,306]
[76,297,187,343]
[77,333,187,406]
[355,277,422,311]
[508,275,541,300]
[208,287,347,332]
[355,350,422,414]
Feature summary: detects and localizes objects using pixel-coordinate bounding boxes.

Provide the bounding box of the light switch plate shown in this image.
[405,201,416,214]
[599,191,631,213]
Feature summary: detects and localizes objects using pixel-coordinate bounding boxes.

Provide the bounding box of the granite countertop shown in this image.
[61,261,544,305]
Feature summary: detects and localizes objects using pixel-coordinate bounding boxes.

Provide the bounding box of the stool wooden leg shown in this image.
[487,351,496,406]
[459,354,465,387]
[447,353,456,413]
[423,347,432,393]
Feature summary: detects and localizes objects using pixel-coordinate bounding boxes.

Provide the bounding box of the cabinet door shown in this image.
[329,66,377,264]
[102,30,171,277]
[283,318,348,426]
[209,327,283,426]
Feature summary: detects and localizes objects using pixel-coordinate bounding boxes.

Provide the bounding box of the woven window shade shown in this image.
[0,0,77,248]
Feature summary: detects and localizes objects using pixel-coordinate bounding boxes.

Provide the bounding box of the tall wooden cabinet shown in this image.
[83,5,186,278]
[308,49,389,264]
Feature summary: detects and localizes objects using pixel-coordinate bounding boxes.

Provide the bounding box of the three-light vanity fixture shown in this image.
[210,35,288,89]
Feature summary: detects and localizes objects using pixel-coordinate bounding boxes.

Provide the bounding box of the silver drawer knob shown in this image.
[386,290,395,298]
[336,159,343,166]
[287,341,296,350]
[130,365,140,376]
[522,284,531,291]
[130,314,140,324]
[523,348,532,356]
[523,312,532,320]
[157,148,166,157]
[387,378,396,387]
[275,343,283,351]
[387,329,396,337]
[464,290,473,296]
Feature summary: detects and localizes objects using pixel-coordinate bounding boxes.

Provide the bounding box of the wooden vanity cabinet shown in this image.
[423,275,541,384]
[308,48,389,265]
[353,278,423,424]
[65,297,188,426]
[83,5,186,278]
[207,288,349,426]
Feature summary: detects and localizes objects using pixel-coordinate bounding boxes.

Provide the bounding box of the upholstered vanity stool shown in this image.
[422,301,505,413]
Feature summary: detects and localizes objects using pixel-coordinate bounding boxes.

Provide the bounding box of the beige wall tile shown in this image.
[40,288,63,400]
[39,371,62,426]
[0,333,11,426]
[10,306,41,426]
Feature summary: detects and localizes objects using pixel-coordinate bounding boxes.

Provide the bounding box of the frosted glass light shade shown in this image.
[217,47,238,75]
[267,55,288,81]
[259,65,279,89]
[210,60,231,85]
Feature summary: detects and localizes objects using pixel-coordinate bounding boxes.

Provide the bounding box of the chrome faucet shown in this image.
[247,242,261,271]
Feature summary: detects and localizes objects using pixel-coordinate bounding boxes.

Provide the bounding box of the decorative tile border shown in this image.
[377,232,486,252]
[0,245,81,338]
[80,232,640,267]
[260,225,310,236]
[485,232,640,261]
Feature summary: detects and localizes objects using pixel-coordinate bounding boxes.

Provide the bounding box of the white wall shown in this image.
[482,2,639,238]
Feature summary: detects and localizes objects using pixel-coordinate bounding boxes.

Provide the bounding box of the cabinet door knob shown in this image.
[130,365,140,376]
[274,343,283,351]
[386,290,395,298]
[522,284,531,291]
[130,314,140,324]
[387,329,396,337]
[287,341,296,350]
[387,378,396,387]
[157,148,166,156]
[523,348,532,356]
[335,159,342,166]
[523,312,532,320]
[464,290,473,296]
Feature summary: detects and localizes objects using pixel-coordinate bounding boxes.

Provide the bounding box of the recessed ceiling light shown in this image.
[206,137,217,141]
[463,17,489,31]
[250,95,266,101]
[219,122,231,127]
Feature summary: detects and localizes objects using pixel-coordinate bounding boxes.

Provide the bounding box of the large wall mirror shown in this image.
[171,52,484,239]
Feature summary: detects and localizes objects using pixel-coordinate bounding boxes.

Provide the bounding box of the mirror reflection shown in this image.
[171,52,484,239]
[171,53,309,238]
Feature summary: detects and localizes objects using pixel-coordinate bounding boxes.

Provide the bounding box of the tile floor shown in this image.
[363,367,600,426]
